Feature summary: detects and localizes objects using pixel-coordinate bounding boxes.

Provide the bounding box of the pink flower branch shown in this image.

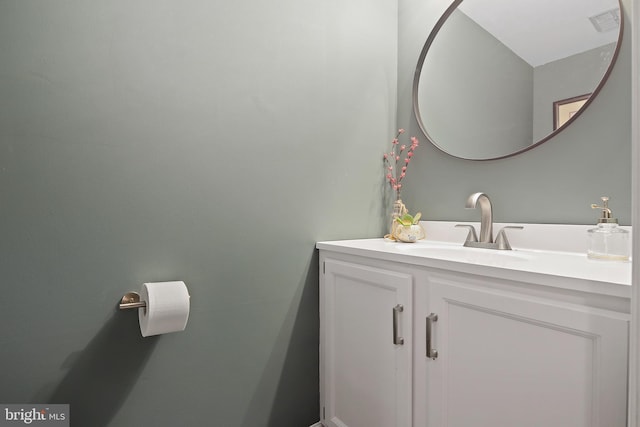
[383,129,419,200]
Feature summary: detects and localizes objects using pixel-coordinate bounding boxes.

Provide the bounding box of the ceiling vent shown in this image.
[589,9,620,33]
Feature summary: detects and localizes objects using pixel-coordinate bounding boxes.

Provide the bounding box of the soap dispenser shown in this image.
[587,197,630,261]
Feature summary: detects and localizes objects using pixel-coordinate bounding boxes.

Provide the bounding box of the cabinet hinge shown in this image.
[323,261,325,274]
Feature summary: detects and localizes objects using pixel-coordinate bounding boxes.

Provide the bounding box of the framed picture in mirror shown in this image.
[553,94,591,130]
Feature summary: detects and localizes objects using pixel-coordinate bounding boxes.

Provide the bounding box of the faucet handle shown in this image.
[495,226,524,250]
[455,224,478,243]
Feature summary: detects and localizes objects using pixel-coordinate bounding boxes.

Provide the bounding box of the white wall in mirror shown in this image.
[460,0,620,66]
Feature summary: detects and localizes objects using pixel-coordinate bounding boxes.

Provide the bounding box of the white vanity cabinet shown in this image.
[320,258,414,427]
[318,240,631,427]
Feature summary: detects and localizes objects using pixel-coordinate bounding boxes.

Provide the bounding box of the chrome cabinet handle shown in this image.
[426,313,438,359]
[393,304,404,345]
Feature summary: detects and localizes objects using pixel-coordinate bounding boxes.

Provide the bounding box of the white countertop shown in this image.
[317,235,632,299]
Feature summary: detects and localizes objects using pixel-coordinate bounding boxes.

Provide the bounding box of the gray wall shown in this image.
[419,10,533,159]
[399,0,631,225]
[0,1,397,426]
[533,43,617,140]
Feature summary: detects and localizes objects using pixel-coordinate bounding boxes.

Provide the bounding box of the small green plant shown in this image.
[395,212,422,226]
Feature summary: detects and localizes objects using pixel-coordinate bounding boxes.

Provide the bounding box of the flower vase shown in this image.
[394,224,426,243]
[389,199,407,238]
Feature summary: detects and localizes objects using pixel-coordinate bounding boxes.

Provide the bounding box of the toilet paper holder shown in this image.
[119,292,147,312]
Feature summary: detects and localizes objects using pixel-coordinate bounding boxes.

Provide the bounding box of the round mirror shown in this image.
[413,0,623,160]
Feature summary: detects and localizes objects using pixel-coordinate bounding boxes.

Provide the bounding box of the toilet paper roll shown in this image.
[138,281,190,337]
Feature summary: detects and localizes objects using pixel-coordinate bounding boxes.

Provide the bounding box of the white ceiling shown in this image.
[459,0,621,67]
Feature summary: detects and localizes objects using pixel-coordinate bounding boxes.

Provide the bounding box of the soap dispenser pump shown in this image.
[587,196,630,261]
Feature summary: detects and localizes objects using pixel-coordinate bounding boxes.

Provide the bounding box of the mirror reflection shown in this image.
[414,0,623,160]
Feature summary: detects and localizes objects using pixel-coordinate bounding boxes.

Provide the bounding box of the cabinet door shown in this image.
[321,259,413,427]
[423,276,628,427]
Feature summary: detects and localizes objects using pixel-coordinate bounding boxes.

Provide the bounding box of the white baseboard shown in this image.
[309,423,323,427]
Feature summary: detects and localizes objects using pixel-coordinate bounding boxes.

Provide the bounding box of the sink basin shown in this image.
[395,243,531,266]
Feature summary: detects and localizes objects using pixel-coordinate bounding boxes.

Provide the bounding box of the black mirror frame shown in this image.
[412,0,624,161]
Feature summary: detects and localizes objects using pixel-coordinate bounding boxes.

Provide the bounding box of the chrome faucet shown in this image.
[466,192,493,243]
[456,192,523,250]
